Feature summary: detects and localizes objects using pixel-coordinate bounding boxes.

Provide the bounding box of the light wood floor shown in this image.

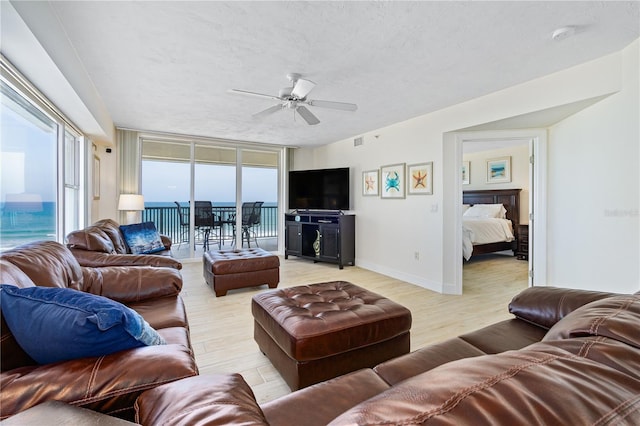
[179,253,528,404]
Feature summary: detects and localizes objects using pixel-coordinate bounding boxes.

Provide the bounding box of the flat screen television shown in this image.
[288,167,350,211]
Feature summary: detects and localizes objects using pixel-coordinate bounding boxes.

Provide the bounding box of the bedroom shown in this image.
[461,140,530,292]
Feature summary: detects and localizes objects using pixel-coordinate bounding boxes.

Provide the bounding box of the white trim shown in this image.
[530,131,548,286]
[447,129,548,295]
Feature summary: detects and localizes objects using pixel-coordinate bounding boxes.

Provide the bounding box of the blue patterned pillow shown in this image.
[120,221,165,254]
[0,284,166,364]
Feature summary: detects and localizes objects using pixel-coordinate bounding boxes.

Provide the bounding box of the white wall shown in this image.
[90,143,118,224]
[546,40,639,293]
[294,39,639,294]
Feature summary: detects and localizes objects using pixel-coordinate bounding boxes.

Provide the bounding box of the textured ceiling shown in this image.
[43,1,640,146]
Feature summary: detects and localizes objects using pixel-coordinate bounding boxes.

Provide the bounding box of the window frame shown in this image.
[1,56,87,249]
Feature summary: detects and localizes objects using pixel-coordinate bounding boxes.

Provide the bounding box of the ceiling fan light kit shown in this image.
[230,73,358,125]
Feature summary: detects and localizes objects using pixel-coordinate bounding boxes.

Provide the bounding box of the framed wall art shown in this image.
[362,169,379,196]
[462,161,470,185]
[407,162,433,195]
[486,156,511,183]
[381,163,405,199]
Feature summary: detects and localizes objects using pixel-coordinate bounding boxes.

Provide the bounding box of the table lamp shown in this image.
[118,194,144,224]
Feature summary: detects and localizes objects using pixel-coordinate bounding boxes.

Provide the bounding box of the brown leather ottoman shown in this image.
[252,281,412,390]
[203,248,279,297]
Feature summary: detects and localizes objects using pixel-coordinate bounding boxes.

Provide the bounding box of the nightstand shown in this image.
[516,224,529,260]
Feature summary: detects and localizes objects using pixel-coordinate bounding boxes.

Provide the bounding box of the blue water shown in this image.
[0,201,57,250]
[0,201,278,250]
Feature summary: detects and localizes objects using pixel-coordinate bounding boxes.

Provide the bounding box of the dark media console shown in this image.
[284,212,355,269]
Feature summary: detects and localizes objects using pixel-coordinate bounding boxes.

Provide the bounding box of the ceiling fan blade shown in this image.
[296,106,320,125]
[252,104,283,119]
[308,99,358,111]
[291,78,316,99]
[228,89,281,101]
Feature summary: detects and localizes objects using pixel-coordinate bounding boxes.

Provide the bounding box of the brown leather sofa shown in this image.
[0,241,198,422]
[66,219,182,270]
[136,286,640,425]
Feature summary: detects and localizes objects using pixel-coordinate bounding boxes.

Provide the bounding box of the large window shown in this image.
[1,60,85,250]
[141,137,280,259]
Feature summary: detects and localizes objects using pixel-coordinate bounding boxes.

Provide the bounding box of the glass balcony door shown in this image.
[239,149,279,251]
[194,144,237,253]
[141,139,191,257]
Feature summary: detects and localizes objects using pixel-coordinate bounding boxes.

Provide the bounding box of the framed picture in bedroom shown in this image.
[486,156,511,183]
[381,163,405,199]
[462,161,470,185]
[407,162,433,195]
[362,169,379,196]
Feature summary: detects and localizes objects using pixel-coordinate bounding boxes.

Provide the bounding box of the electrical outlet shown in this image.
[414,251,419,260]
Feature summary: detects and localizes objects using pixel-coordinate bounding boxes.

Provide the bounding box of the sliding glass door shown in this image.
[141,138,280,259]
[141,139,190,250]
[240,149,278,251]
[194,144,236,252]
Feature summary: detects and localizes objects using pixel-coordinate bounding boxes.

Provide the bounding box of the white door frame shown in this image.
[443,129,547,295]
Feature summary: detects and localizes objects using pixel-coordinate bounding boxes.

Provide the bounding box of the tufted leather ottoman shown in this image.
[252,281,412,390]
[203,248,279,296]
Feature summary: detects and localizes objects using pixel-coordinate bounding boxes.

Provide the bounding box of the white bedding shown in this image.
[463,217,515,260]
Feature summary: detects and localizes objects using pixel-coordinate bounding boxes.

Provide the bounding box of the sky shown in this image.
[142,160,277,205]
[1,93,57,203]
[1,88,277,208]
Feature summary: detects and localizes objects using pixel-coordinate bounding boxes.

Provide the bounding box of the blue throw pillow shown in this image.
[0,284,166,364]
[119,221,165,254]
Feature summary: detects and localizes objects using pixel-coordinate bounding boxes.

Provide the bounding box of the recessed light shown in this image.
[552,26,575,41]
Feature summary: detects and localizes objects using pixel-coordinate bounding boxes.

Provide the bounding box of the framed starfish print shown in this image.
[407,162,433,195]
[362,169,379,196]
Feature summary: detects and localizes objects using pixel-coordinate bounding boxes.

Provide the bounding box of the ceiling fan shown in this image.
[229,73,357,125]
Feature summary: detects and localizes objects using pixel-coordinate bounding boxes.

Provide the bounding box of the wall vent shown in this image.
[354,136,364,147]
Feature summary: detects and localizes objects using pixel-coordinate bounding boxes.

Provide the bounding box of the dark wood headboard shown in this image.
[463,189,521,229]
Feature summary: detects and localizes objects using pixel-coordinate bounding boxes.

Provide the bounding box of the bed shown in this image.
[462,189,521,260]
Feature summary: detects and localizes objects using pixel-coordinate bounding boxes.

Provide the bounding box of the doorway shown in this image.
[462,138,531,291]
[443,129,547,295]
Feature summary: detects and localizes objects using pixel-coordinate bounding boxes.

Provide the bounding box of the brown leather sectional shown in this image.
[136,286,640,425]
[0,241,198,422]
[66,219,182,270]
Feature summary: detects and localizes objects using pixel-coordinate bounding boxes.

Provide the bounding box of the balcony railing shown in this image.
[141,204,278,246]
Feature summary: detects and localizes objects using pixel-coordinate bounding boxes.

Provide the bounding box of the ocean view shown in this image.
[143,202,279,242]
[0,201,278,250]
[0,201,57,250]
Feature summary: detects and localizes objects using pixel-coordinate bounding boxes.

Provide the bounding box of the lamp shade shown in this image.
[118,194,145,211]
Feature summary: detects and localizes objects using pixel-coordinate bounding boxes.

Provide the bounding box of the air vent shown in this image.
[354,136,364,147]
